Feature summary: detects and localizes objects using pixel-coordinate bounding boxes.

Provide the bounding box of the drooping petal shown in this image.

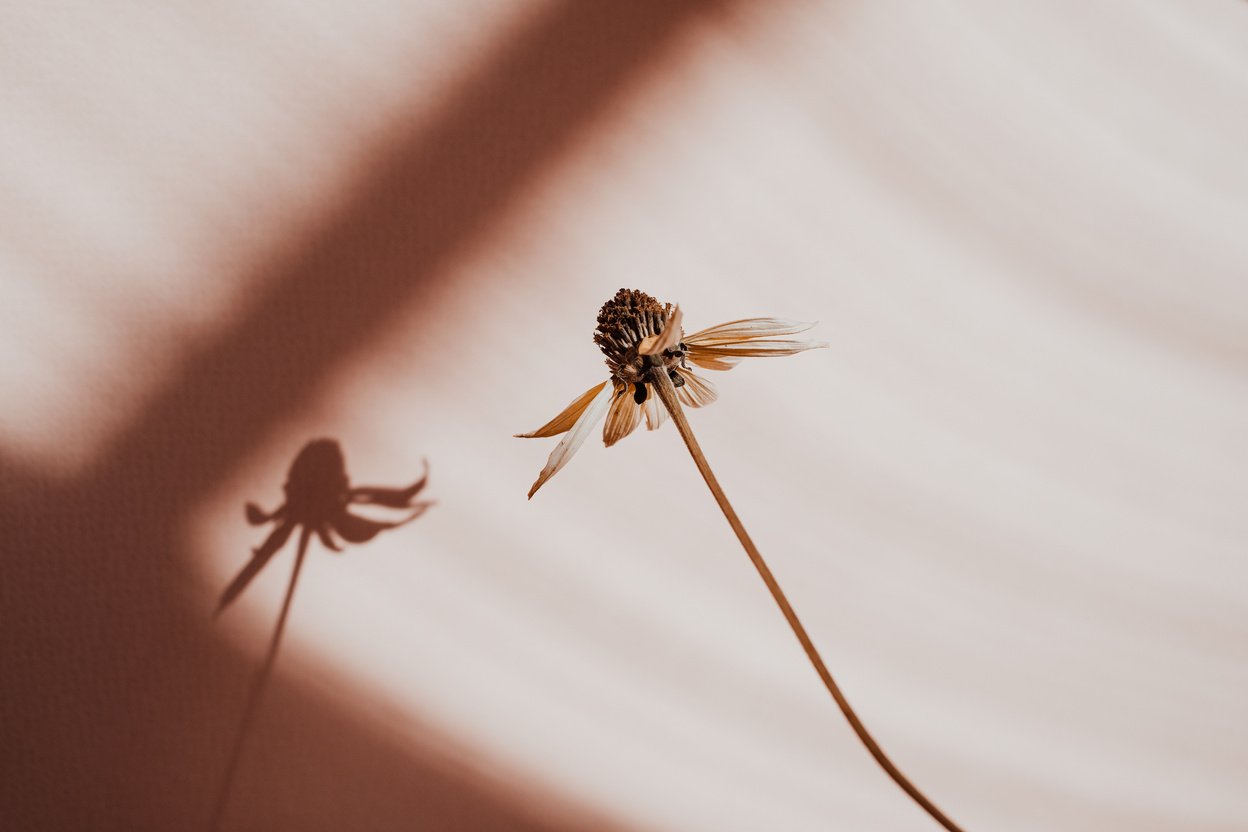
[404,501,435,522]
[675,368,718,408]
[603,383,643,447]
[516,381,609,438]
[331,510,398,544]
[350,460,428,507]
[638,305,683,355]
[686,351,742,372]
[316,524,342,552]
[684,318,814,345]
[527,380,614,498]
[687,339,828,358]
[245,502,283,525]
[642,388,667,430]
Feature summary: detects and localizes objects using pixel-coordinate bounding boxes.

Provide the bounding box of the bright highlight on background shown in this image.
[4,1,1248,831]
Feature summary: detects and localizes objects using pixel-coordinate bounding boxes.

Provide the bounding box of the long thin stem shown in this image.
[208,529,311,832]
[650,369,965,832]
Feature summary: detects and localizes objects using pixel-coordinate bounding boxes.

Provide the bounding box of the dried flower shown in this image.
[517,291,965,832]
[517,288,826,498]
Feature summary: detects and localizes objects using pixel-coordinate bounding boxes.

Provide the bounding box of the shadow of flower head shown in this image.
[217,438,432,614]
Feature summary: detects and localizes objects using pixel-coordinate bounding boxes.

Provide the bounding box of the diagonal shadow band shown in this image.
[84,0,726,513]
[1,2,728,830]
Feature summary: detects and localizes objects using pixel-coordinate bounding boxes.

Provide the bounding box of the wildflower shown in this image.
[517,288,826,498]
[517,291,965,832]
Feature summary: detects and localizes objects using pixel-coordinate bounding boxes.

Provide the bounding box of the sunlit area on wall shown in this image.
[4,1,1248,831]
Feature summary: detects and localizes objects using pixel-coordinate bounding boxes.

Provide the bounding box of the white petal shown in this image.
[638,305,683,356]
[642,388,667,430]
[675,369,718,408]
[516,381,608,438]
[526,381,614,498]
[688,339,827,358]
[603,383,643,447]
[684,318,814,345]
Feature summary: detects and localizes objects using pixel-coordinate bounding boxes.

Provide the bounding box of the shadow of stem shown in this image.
[209,530,310,832]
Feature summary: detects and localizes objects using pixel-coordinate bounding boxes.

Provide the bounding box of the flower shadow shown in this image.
[0,0,732,829]
[217,439,432,616]
[209,440,432,831]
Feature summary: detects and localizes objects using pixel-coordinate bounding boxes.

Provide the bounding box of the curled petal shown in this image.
[516,381,609,438]
[688,339,827,358]
[638,305,683,356]
[675,369,718,408]
[527,380,614,498]
[603,383,642,447]
[684,318,815,345]
[642,388,667,430]
[350,460,428,507]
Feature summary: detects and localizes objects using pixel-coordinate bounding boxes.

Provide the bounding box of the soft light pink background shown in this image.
[3,2,1246,830]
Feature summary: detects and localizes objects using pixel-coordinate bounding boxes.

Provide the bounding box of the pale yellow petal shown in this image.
[642,388,667,430]
[526,382,614,498]
[687,339,827,358]
[684,318,814,345]
[675,368,718,408]
[638,305,683,355]
[516,381,608,438]
[603,383,643,447]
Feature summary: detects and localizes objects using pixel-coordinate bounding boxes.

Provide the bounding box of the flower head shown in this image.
[518,288,826,498]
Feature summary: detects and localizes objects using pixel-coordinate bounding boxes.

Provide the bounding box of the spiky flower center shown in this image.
[593,288,687,402]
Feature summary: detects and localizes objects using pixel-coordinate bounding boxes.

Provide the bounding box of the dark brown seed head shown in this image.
[593,288,687,387]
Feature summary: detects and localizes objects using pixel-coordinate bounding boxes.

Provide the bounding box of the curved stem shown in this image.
[649,370,965,832]
[208,529,311,832]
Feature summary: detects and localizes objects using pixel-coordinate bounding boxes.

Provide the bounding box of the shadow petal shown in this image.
[316,524,342,553]
[245,502,283,526]
[331,510,400,544]
[350,461,429,508]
